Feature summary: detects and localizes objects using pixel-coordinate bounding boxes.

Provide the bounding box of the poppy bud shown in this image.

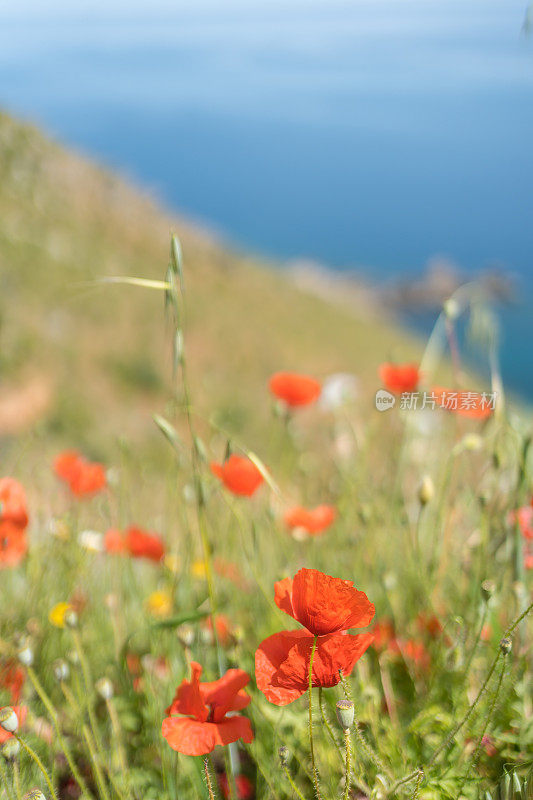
[18,645,34,666]
[53,659,70,682]
[177,625,195,647]
[67,649,80,667]
[418,476,434,506]
[499,637,512,655]
[96,678,114,700]
[336,699,355,730]
[462,434,483,452]
[481,580,495,603]
[1,738,20,762]
[23,791,46,800]
[64,609,78,629]
[0,707,18,734]
[278,745,289,766]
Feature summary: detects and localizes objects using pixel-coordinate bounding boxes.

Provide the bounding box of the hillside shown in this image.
[0,112,421,468]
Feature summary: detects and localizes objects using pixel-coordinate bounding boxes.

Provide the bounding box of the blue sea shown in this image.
[1,0,532,396]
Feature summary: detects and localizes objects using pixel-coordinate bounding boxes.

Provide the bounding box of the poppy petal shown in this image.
[291,568,375,635]
[162,715,253,756]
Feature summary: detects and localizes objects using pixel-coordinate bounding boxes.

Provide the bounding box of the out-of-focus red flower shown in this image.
[0,705,27,744]
[509,506,533,540]
[371,619,397,653]
[432,387,493,420]
[284,505,336,535]
[379,363,420,394]
[481,625,492,642]
[255,568,375,705]
[54,451,106,497]
[218,773,254,800]
[0,525,28,569]
[391,639,430,671]
[162,662,253,756]
[0,478,29,530]
[416,613,443,639]
[214,558,249,590]
[0,662,25,705]
[53,451,83,483]
[524,549,533,570]
[274,568,375,636]
[210,455,264,497]
[104,526,165,562]
[269,372,321,407]
[205,615,233,647]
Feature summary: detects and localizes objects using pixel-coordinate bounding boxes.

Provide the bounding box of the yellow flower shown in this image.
[191,560,207,578]
[146,591,172,618]
[49,602,73,628]
[164,554,181,574]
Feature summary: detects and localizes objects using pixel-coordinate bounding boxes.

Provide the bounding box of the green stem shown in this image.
[343,729,352,800]
[27,666,92,798]
[457,655,506,797]
[282,765,307,800]
[16,735,58,800]
[12,762,22,800]
[0,758,16,800]
[203,757,216,800]
[308,636,322,800]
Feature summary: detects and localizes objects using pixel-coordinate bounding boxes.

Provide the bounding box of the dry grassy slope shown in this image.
[0,111,422,470]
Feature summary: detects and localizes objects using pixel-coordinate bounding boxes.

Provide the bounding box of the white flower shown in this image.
[79,530,104,552]
[320,373,358,410]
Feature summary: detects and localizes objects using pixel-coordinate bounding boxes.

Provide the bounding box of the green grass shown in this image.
[0,113,531,800]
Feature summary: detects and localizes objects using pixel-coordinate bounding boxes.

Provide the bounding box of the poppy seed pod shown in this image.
[1,738,20,761]
[95,677,114,700]
[335,699,355,730]
[418,476,434,506]
[53,659,70,682]
[0,707,18,734]
[499,637,512,655]
[23,791,46,800]
[278,745,289,766]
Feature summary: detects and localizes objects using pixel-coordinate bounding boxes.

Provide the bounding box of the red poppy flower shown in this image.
[416,613,443,639]
[104,526,165,562]
[284,505,336,535]
[432,387,493,420]
[54,451,106,497]
[256,629,373,705]
[274,568,375,636]
[0,662,24,705]
[0,524,28,569]
[509,506,533,540]
[210,456,264,497]
[204,615,233,647]
[371,619,397,653]
[53,451,83,483]
[269,372,321,407]
[390,639,430,671]
[379,363,420,394]
[0,478,29,530]
[162,662,253,756]
[0,705,27,744]
[218,773,254,800]
[256,569,375,705]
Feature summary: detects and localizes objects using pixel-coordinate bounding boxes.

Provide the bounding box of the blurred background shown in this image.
[0,0,532,396]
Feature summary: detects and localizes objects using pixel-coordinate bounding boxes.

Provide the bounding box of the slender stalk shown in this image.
[411,768,423,800]
[203,757,216,800]
[0,759,16,800]
[12,762,22,800]
[342,729,352,800]
[16,734,58,800]
[338,669,392,778]
[461,603,488,683]
[26,666,92,798]
[308,636,323,800]
[318,689,342,761]
[387,770,420,797]
[457,655,506,797]
[104,697,132,795]
[282,765,307,800]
